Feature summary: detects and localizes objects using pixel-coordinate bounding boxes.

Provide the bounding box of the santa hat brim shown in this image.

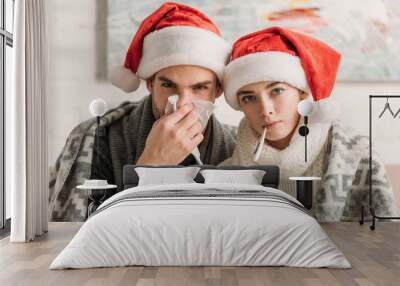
[138,26,230,81]
[223,51,309,110]
[111,26,231,93]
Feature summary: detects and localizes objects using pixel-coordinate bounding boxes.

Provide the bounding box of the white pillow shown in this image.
[200,169,266,185]
[135,167,201,186]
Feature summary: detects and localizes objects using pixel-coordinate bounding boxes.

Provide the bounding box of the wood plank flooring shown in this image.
[0,222,399,286]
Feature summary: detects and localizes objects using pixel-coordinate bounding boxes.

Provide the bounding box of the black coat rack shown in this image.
[360,95,400,230]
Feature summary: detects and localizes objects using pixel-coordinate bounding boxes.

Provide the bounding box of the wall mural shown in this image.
[106,0,400,81]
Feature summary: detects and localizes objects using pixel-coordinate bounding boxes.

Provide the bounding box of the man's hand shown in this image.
[136,104,203,165]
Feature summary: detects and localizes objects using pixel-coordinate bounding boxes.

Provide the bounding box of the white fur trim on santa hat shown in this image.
[223,51,309,110]
[109,66,141,93]
[138,26,231,82]
[309,97,341,123]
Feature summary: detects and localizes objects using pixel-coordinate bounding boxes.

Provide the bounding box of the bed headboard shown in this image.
[123,165,280,189]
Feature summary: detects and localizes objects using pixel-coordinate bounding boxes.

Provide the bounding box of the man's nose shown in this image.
[176,89,193,108]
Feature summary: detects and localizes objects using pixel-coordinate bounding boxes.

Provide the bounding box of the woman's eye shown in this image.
[270,87,285,96]
[240,95,256,103]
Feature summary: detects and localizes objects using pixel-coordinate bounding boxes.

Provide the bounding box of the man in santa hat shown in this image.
[49,2,236,221]
[221,26,396,221]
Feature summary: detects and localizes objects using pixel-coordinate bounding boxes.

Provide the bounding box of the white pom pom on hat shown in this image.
[297,97,341,123]
[310,97,341,123]
[109,66,141,93]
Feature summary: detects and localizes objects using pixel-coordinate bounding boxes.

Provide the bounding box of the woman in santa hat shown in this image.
[221,26,396,222]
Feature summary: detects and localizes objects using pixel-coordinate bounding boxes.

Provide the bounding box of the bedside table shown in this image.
[289,177,321,210]
[77,184,117,217]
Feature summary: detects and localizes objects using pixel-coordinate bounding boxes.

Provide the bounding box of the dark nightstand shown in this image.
[77,183,117,218]
[289,177,321,210]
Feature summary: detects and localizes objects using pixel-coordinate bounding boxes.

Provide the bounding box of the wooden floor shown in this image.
[0,222,399,286]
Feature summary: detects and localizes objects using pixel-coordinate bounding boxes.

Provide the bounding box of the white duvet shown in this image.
[50,183,351,269]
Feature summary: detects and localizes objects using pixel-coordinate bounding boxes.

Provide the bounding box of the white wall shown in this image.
[48,0,400,167]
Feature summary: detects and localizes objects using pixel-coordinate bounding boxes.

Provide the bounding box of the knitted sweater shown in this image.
[221,118,397,221]
[49,96,237,221]
[222,118,331,198]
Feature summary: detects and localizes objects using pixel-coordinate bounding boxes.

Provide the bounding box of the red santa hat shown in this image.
[223,26,341,122]
[110,2,230,93]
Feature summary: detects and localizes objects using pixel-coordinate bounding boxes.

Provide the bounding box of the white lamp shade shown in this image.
[89,98,108,117]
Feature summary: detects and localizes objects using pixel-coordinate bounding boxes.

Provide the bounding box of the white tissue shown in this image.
[164,96,215,165]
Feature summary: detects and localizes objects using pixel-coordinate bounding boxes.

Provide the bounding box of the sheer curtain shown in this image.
[8,0,48,242]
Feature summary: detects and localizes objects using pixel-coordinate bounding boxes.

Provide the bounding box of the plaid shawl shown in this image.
[49,96,236,221]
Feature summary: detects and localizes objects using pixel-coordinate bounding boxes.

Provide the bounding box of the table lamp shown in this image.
[297,100,314,162]
[89,98,107,164]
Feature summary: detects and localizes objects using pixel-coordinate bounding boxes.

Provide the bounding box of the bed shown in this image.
[50,165,350,269]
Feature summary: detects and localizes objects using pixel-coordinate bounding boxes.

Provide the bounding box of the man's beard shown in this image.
[152,100,163,120]
[150,93,165,120]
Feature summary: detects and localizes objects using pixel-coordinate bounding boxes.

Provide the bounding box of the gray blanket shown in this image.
[49,96,237,222]
[316,121,398,221]
[90,189,313,219]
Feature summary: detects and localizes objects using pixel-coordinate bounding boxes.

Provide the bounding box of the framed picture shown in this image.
[103,0,400,81]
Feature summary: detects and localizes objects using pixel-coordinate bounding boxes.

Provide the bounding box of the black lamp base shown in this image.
[295,180,313,210]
